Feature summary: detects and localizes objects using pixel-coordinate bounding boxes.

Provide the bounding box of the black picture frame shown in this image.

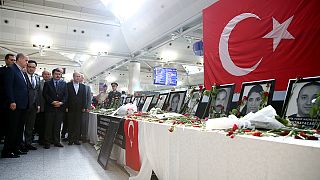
[282,76,320,127]
[156,93,169,110]
[134,96,142,106]
[166,91,187,113]
[148,93,160,111]
[239,79,275,115]
[209,84,235,115]
[125,96,132,104]
[195,90,210,118]
[141,95,154,112]
[187,89,201,115]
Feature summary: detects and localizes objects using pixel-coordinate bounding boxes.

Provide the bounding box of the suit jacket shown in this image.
[4,64,29,110]
[0,66,9,109]
[43,79,68,112]
[84,84,92,109]
[24,73,40,109]
[39,79,48,112]
[66,82,86,112]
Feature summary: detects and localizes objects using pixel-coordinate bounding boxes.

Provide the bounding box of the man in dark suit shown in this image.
[80,74,92,143]
[42,68,68,149]
[35,70,51,145]
[23,60,40,150]
[0,54,16,144]
[1,53,29,158]
[67,72,86,145]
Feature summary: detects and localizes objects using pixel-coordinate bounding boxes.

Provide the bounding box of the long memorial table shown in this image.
[130,121,320,180]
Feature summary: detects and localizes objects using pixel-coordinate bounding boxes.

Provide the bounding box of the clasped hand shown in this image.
[51,101,62,107]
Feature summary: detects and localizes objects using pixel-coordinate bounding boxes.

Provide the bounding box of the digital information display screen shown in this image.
[154,67,177,86]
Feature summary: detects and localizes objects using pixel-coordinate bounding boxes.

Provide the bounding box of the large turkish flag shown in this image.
[124,118,141,171]
[203,0,320,92]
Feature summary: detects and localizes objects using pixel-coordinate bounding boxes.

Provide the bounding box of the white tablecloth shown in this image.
[88,112,98,144]
[131,121,320,180]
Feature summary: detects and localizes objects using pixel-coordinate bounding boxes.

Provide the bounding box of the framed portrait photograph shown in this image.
[141,95,154,112]
[133,96,141,106]
[187,90,201,115]
[166,91,187,113]
[156,93,169,110]
[209,84,235,115]
[283,76,320,127]
[148,93,160,111]
[195,92,210,118]
[239,79,275,116]
[125,96,132,104]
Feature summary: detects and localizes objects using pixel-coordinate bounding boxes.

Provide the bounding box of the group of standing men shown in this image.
[0,53,92,158]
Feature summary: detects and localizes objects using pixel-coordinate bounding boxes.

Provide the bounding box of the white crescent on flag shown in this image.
[219,13,263,76]
[128,120,134,148]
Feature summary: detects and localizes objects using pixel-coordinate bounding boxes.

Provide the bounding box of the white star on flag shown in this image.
[263,16,295,52]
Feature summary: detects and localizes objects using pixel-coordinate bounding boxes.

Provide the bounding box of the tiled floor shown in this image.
[0,143,129,180]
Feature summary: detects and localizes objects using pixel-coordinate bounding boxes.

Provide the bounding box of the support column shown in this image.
[128,61,141,94]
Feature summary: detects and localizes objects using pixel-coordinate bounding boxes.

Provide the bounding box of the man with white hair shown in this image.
[66,72,86,145]
[2,53,29,158]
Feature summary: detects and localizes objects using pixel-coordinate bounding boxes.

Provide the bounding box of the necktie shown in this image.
[31,75,35,88]
[55,81,58,90]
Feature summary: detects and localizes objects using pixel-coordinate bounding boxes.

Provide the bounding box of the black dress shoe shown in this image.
[38,141,44,146]
[74,141,81,145]
[20,146,29,153]
[44,144,50,149]
[54,143,64,147]
[14,150,27,155]
[26,144,37,150]
[1,152,20,158]
[68,142,73,145]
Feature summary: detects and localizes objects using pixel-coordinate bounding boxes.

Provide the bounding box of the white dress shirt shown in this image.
[73,82,79,94]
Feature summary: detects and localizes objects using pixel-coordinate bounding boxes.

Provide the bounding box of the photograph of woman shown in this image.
[239,80,275,115]
[243,84,263,114]
[167,91,186,113]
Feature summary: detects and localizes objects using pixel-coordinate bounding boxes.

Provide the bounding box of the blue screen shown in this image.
[153,67,177,86]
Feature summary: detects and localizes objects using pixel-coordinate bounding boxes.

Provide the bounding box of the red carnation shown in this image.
[199,85,203,91]
[232,124,238,131]
[252,131,262,137]
[299,132,308,139]
[263,92,269,97]
[243,96,248,100]
[306,136,318,140]
[243,129,252,133]
[279,131,289,136]
[227,130,234,136]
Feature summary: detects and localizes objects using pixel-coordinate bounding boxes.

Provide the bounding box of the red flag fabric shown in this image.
[124,119,141,171]
[203,0,320,92]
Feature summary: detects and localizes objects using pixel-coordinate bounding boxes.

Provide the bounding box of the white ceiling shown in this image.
[0,0,217,88]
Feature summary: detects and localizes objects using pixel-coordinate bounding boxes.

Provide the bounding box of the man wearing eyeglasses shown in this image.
[23,60,40,150]
[0,54,16,144]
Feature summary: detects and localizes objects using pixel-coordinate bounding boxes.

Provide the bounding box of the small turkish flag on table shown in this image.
[204,0,320,92]
[124,118,141,171]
